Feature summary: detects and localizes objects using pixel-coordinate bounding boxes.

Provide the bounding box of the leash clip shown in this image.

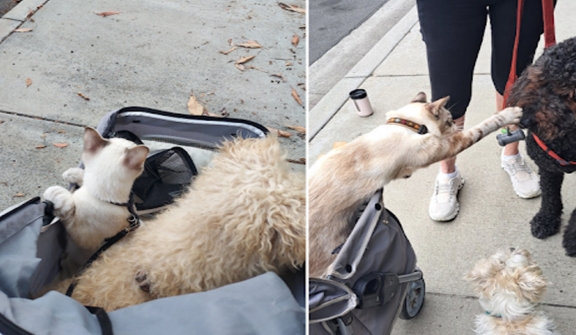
[127,214,140,231]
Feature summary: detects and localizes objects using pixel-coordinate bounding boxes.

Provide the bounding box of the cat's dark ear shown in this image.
[411,92,427,103]
[83,127,108,153]
[426,96,450,117]
[124,145,149,170]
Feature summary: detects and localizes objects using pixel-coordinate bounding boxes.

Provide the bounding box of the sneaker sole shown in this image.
[429,178,465,222]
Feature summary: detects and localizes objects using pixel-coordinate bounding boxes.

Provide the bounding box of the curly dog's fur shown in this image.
[65,135,306,311]
[507,37,576,256]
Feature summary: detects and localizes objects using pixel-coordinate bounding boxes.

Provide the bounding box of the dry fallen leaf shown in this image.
[235,55,256,65]
[35,144,46,149]
[187,92,206,116]
[270,73,286,81]
[204,108,229,118]
[25,78,32,87]
[219,46,237,55]
[286,125,305,134]
[267,127,291,138]
[291,88,302,105]
[53,143,68,148]
[95,11,120,17]
[291,34,299,47]
[234,55,256,71]
[237,40,262,49]
[14,193,25,198]
[287,158,306,164]
[278,3,306,14]
[77,92,90,101]
[15,28,33,33]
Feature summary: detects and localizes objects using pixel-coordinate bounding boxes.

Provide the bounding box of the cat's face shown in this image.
[82,127,149,180]
[387,92,457,136]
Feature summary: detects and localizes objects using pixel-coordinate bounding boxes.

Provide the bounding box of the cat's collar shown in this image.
[386,118,428,134]
[107,200,130,207]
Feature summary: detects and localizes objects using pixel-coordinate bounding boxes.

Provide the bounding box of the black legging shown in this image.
[416,0,551,119]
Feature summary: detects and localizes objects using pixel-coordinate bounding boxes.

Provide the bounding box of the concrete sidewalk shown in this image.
[0,0,306,210]
[309,1,576,334]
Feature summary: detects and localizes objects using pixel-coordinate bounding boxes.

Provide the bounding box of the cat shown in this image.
[308,92,523,278]
[43,127,149,273]
[59,135,306,311]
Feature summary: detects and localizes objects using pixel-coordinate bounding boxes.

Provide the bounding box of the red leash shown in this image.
[502,0,573,166]
[502,0,556,109]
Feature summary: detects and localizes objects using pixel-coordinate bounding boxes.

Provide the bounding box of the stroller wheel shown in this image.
[399,276,425,320]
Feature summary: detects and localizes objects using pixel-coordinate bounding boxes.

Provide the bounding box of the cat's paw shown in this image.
[43,186,75,219]
[498,106,523,126]
[62,167,84,186]
[135,269,151,293]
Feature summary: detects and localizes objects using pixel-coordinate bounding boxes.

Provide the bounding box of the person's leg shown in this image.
[416,0,487,220]
[489,0,547,198]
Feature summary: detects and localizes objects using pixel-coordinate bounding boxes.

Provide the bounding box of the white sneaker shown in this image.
[501,152,541,199]
[429,170,464,221]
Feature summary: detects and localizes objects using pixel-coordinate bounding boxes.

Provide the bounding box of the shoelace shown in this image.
[505,157,533,176]
[435,178,458,196]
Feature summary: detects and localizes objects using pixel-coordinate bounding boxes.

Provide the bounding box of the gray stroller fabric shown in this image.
[309,190,417,335]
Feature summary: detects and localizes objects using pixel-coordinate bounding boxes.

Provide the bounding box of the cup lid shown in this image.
[349,89,367,99]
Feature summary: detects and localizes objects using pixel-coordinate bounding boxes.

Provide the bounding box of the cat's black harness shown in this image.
[64,194,141,297]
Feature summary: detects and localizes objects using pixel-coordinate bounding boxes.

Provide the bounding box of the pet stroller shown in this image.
[0,107,305,335]
[309,189,425,335]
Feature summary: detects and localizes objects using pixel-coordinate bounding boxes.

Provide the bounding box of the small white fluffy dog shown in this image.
[465,248,559,335]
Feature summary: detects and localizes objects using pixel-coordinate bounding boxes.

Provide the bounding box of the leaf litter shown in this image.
[95,11,120,17]
[278,3,305,14]
[187,92,228,118]
[291,88,302,105]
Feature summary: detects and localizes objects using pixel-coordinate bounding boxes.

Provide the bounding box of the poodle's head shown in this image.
[464,248,548,319]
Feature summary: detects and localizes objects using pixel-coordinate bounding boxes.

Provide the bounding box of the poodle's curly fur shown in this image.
[507,36,576,256]
[65,135,306,311]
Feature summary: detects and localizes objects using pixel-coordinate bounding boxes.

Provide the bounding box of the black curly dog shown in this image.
[508,37,576,256]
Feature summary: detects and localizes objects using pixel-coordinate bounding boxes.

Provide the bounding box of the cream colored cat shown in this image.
[308,92,523,278]
[43,127,149,266]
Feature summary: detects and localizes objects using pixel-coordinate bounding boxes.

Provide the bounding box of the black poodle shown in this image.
[507,36,576,256]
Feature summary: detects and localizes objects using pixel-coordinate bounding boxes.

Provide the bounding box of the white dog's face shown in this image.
[464,248,549,319]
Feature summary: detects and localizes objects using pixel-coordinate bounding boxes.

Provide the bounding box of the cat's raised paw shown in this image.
[135,269,151,293]
[43,186,74,218]
[498,106,523,126]
[62,167,84,186]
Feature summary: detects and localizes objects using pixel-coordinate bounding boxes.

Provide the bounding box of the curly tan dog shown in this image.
[65,135,306,311]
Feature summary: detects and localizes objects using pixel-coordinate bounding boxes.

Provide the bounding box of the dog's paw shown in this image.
[498,106,523,126]
[530,212,561,239]
[135,270,151,293]
[62,167,84,186]
[562,219,576,257]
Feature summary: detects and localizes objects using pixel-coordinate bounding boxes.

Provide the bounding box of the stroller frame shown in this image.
[309,189,426,335]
